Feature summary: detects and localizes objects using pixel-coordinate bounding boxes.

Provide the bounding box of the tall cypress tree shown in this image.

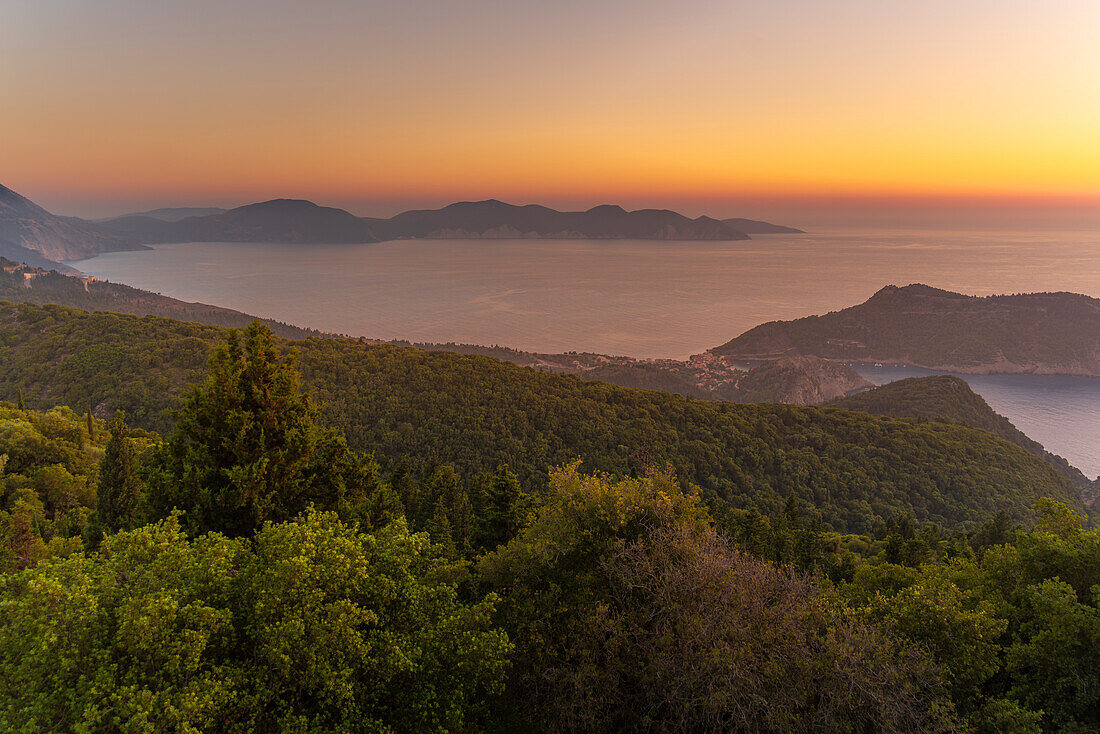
[97,411,141,533]
[150,321,373,537]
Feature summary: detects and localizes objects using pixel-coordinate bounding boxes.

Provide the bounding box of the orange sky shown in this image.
[3,1,1099,222]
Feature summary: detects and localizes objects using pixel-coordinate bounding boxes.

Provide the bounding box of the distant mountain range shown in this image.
[709,284,1100,377]
[0,183,802,264]
[103,199,754,245]
[363,200,750,241]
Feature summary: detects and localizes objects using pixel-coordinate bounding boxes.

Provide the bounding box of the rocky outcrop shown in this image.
[713,356,872,404]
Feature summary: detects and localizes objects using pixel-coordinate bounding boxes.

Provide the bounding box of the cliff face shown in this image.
[0,184,142,261]
[714,356,872,404]
[710,284,1100,377]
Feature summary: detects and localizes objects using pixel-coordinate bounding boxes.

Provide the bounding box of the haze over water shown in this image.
[75,228,1100,358]
[74,227,1100,476]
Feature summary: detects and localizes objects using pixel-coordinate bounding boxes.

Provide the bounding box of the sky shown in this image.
[3,0,1099,226]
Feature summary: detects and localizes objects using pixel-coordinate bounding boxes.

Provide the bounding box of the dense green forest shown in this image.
[0,323,1097,732]
[830,375,1096,492]
[0,301,1080,531]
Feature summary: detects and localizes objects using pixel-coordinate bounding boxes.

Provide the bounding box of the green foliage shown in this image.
[148,322,376,537]
[852,565,1005,705]
[841,501,1100,732]
[95,411,143,534]
[479,465,956,732]
[0,512,510,733]
[830,375,1094,491]
[0,403,111,570]
[1,300,1098,729]
[0,302,1081,532]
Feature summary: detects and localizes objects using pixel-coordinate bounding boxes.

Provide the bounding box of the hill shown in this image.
[709,284,1100,376]
[1,184,807,264]
[101,199,380,244]
[0,184,143,262]
[0,300,1080,532]
[367,200,751,240]
[829,375,1098,498]
[0,261,870,402]
[722,217,804,234]
[579,362,712,398]
[0,257,319,339]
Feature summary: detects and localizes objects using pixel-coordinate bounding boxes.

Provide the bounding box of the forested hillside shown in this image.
[830,375,1096,495]
[0,301,1080,532]
[1,338,1098,732]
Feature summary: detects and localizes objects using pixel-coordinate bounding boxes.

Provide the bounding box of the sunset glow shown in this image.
[4,0,1099,220]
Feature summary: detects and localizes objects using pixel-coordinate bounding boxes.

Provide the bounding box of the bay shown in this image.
[72,228,1100,476]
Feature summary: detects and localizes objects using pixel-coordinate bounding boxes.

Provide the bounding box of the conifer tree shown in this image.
[476,466,524,550]
[150,321,372,537]
[96,411,142,534]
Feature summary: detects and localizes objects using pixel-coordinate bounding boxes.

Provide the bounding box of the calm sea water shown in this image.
[72,229,1100,476]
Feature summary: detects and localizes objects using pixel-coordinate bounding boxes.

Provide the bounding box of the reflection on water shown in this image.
[72,228,1100,476]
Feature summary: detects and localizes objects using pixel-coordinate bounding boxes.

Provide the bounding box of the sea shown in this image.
[71,228,1100,477]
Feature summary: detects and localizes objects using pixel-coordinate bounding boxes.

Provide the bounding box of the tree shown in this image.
[95,411,142,534]
[149,322,373,537]
[0,512,511,732]
[475,466,525,551]
[479,464,955,732]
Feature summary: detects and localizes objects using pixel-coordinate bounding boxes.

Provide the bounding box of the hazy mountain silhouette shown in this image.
[722,217,804,234]
[367,199,752,240]
[103,199,380,244]
[1,184,805,264]
[99,206,227,222]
